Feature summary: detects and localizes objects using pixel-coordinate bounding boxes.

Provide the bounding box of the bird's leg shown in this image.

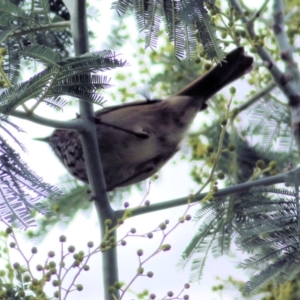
[93,117,149,139]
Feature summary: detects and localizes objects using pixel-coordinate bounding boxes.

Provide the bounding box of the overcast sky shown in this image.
[0,1,266,300]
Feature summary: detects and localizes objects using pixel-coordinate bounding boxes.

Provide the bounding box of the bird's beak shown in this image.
[33,137,49,142]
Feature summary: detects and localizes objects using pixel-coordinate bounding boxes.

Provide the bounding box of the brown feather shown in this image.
[48,47,253,191]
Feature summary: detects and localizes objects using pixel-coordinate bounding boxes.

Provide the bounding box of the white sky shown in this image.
[0,1,267,300]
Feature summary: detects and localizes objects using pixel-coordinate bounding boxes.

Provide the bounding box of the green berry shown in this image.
[221,119,227,126]
[52,280,60,287]
[13,262,20,269]
[68,245,75,253]
[229,86,236,94]
[36,265,43,271]
[108,286,116,294]
[5,227,12,234]
[217,172,225,179]
[185,215,192,221]
[147,271,154,278]
[228,144,236,151]
[49,261,56,268]
[48,251,55,258]
[161,244,171,251]
[18,290,25,297]
[159,223,166,230]
[31,247,38,254]
[105,219,112,226]
[207,145,214,153]
[83,265,90,271]
[114,282,122,289]
[269,160,277,170]
[137,249,143,256]
[87,241,94,248]
[59,235,66,242]
[256,159,265,169]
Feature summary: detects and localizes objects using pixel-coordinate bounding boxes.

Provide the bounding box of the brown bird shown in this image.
[47,47,253,191]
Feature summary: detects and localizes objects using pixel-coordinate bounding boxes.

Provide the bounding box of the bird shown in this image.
[46,47,253,191]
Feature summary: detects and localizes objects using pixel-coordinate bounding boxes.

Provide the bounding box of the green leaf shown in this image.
[19,45,62,67]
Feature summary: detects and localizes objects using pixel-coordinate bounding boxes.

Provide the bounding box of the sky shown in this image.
[0,1,267,300]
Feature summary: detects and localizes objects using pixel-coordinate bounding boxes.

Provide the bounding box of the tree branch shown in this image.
[10,110,85,130]
[273,0,300,82]
[231,0,298,99]
[231,0,300,148]
[69,1,119,299]
[116,167,300,219]
[9,21,71,38]
[272,0,300,148]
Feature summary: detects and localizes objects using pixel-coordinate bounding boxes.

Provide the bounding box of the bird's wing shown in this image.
[95,99,162,117]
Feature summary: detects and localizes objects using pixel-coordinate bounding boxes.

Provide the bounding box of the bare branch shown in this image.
[118,166,298,218]
[11,110,85,130]
[272,0,300,148]
[69,1,119,299]
[273,0,300,82]
[231,0,300,148]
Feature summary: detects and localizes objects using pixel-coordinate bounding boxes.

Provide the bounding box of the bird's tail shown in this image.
[176,47,253,101]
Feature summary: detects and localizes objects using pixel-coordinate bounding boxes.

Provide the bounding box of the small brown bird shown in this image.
[47,47,253,191]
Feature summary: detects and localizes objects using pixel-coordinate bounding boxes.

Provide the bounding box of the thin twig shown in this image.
[8,21,71,38]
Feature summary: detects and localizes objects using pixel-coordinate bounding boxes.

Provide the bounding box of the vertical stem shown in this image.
[71,1,119,299]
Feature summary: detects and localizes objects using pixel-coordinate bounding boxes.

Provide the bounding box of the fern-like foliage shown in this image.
[0,132,61,229]
[0,1,128,227]
[0,0,72,85]
[112,0,223,61]
[0,48,125,226]
[179,180,300,292]
[26,174,91,241]
[178,196,234,281]
[19,45,63,66]
[234,187,300,295]
[244,95,295,152]
[0,48,126,114]
[189,121,297,185]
